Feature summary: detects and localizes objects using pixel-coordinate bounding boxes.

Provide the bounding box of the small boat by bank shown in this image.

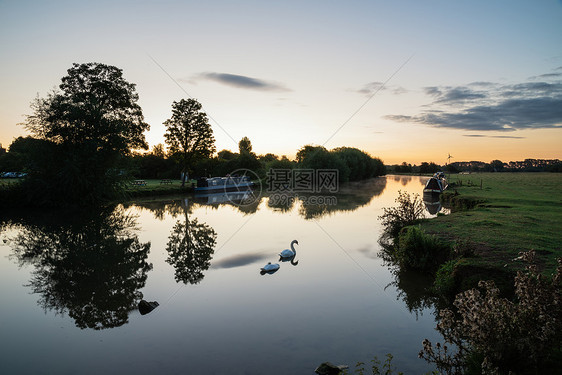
[195,175,254,193]
[423,171,448,193]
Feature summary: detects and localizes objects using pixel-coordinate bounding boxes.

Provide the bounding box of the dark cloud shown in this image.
[424,86,442,97]
[199,72,290,91]
[468,81,497,87]
[387,73,562,132]
[511,81,562,93]
[423,86,487,103]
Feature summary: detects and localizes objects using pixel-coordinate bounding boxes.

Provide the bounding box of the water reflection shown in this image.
[423,192,443,215]
[4,206,152,330]
[279,255,299,266]
[165,199,217,285]
[194,189,259,209]
[0,176,444,374]
[268,177,388,219]
[384,264,440,318]
[393,175,413,186]
[132,177,388,221]
[212,253,268,269]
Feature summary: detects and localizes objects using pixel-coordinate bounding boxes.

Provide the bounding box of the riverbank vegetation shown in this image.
[379,172,562,374]
[421,252,561,374]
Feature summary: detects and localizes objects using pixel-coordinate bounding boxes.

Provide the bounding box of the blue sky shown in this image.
[1,0,561,164]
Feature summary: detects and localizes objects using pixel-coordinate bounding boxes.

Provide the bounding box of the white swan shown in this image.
[279,240,298,259]
[260,262,280,272]
[260,262,280,275]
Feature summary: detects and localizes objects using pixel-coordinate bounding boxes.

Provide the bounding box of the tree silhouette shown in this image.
[22,63,149,206]
[164,98,216,186]
[238,136,252,154]
[8,207,152,330]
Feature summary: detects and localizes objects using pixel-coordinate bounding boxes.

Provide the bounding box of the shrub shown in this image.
[342,354,406,375]
[420,251,562,374]
[378,190,425,239]
[433,260,458,298]
[396,226,451,272]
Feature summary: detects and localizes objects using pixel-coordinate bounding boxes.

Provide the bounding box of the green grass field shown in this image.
[420,173,562,274]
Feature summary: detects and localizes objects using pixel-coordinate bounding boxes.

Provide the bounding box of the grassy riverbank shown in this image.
[420,172,562,275]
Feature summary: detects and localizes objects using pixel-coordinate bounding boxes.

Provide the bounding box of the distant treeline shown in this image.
[0,62,386,209]
[0,136,385,184]
[389,158,562,174]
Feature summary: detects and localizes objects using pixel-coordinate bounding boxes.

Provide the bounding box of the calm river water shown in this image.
[0,175,445,374]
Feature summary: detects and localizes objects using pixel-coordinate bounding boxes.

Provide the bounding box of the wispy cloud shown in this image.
[463,134,525,139]
[530,72,562,80]
[386,71,562,132]
[197,72,290,92]
[357,81,407,96]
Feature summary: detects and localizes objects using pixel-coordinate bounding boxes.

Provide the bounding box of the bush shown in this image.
[396,226,451,272]
[378,190,425,239]
[420,251,562,374]
[433,260,458,298]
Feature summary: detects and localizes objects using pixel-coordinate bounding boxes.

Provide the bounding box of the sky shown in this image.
[1,0,561,165]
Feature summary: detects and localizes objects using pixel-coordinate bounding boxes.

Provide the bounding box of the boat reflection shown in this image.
[423,192,443,215]
[194,189,258,206]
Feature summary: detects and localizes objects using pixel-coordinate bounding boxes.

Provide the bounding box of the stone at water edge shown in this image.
[138,300,159,315]
[314,362,349,375]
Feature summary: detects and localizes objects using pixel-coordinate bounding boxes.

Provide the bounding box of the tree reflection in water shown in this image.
[379,230,444,319]
[165,200,217,285]
[7,206,152,330]
[383,262,441,319]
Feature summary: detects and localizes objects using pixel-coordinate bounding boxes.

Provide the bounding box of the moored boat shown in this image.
[195,175,254,193]
[423,171,448,193]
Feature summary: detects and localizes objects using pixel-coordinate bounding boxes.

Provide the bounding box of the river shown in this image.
[0,175,445,374]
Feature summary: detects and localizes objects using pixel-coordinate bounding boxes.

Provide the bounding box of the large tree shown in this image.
[164,98,215,186]
[22,62,149,205]
[25,62,148,151]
